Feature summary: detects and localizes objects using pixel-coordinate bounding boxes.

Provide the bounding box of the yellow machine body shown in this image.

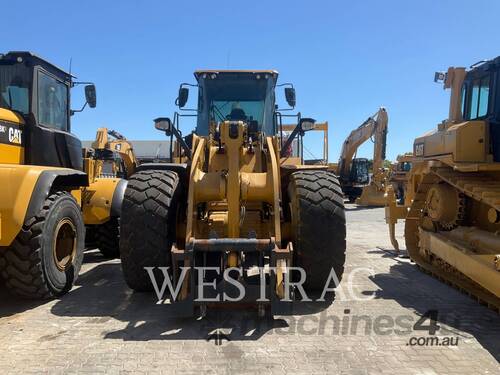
[82,177,124,225]
[0,108,25,164]
[0,164,83,247]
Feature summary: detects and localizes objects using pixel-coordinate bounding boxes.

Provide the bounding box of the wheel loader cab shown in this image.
[195,71,278,137]
[0,51,95,169]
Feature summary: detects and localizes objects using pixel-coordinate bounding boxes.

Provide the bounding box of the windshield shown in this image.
[211,100,265,123]
[196,73,276,135]
[0,63,31,115]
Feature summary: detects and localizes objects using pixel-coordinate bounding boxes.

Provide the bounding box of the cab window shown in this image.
[478,76,490,117]
[38,72,68,130]
[465,75,490,120]
[0,64,31,114]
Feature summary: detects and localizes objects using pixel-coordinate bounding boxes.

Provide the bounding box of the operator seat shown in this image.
[228,107,247,121]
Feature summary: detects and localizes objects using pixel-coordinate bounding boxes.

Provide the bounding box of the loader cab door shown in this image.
[26,66,83,170]
[461,58,500,162]
[491,63,500,161]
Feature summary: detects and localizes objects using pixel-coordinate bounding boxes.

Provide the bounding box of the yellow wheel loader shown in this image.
[333,107,389,205]
[387,153,413,205]
[83,127,137,258]
[119,70,346,316]
[386,57,500,309]
[0,51,125,298]
[86,127,138,179]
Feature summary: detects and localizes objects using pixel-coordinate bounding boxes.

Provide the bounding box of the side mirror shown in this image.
[299,117,316,131]
[85,84,97,108]
[154,117,173,136]
[176,87,189,108]
[285,87,296,108]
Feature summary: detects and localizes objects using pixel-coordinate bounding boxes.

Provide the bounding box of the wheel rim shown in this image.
[53,218,77,271]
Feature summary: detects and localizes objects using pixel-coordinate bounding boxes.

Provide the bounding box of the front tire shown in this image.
[120,170,180,291]
[0,191,85,299]
[288,171,346,292]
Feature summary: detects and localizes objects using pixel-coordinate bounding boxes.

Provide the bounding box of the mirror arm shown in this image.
[72,81,94,87]
[70,101,87,116]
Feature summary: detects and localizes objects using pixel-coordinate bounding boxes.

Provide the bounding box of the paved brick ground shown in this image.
[0,206,498,374]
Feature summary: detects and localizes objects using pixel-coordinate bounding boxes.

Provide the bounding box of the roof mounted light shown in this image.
[434,71,446,83]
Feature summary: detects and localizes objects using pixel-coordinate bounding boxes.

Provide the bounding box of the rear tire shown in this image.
[288,171,346,292]
[120,170,180,291]
[0,191,84,299]
[96,218,120,259]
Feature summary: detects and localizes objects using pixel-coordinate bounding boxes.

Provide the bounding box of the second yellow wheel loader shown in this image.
[83,127,137,258]
[386,57,500,309]
[120,70,346,316]
[0,51,125,298]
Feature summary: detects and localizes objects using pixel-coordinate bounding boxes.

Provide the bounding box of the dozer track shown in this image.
[405,169,500,312]
[432,167,500,211]
[415,263,500,313]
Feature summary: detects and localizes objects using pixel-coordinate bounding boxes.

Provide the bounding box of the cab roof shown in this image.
[466,55,500,77]
[0,51,73,79]
[194,69,278,80]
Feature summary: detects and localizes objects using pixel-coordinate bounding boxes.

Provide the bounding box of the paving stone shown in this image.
[0,206,498,374]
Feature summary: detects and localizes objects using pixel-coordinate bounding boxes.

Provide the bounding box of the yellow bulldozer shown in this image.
[386,57,500,309]
[332,107,389,205]
[119,70,346,316]
[0,51,125,298]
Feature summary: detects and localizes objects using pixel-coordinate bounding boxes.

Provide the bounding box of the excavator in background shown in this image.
[386,57,500,309]
[333,107,389,205]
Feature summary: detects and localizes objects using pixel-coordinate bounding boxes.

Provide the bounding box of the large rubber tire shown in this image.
[288,170,346,291]
[0,191,85,299]
[96,218,120,259]
[120,170,180,291]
